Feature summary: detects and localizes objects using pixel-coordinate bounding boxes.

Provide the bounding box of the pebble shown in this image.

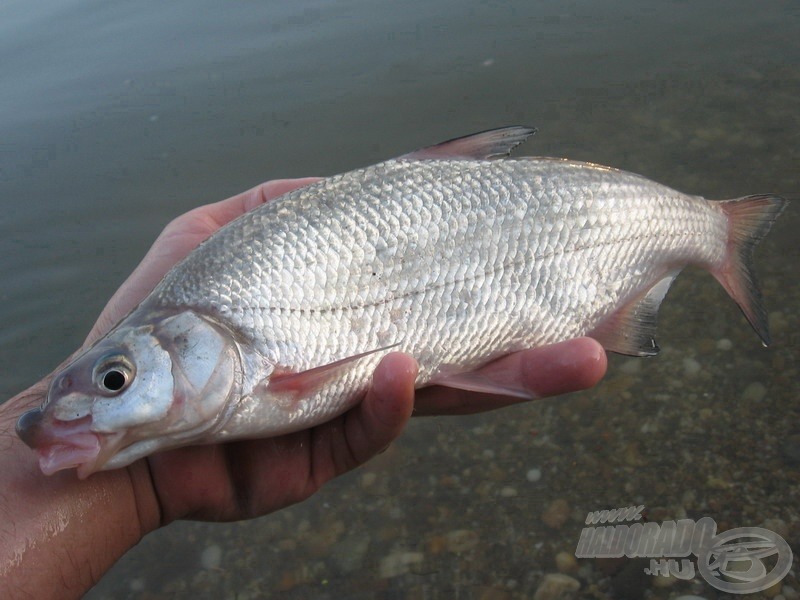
[640,420,658,434]
[379,550,424,578]
[446,529,479,553]
[780,433,800,464]
[277,538,297,551]
[428,535,447,555]
[783,585,799,600]
[624,441,644,466]
[763,580,784,598]
[619,359,641,374]
[200,544,222,570]
[651,573,677,588]
[332,534,370,572]
[129,577,145,592]
[277,567,308,591]
[769,310,787,334]
[761,517,789,539]
[476,587,510,600]
[609,559,651,599]
[554,551,577,574]
[533,573,580,600]
[741,381,767,402]
[682,357,701,376]
[716,338,733,350]
[673,596,708,600]
[526,468,542,482]
[541,499,571,529]
[360,472,377,488]
[500,486,518,497]
[308,519,345,554]
[681,490,697,510]
[706,475,731,489]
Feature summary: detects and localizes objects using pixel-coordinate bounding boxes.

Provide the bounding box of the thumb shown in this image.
[342,353,418,466]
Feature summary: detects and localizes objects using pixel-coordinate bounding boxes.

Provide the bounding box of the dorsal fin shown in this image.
[400,126,536,161]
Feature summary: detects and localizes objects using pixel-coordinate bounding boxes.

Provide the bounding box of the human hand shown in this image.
[0,179,605,599]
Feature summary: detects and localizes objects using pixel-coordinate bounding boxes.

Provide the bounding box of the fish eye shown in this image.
[103,370,126,391]
[94,355,135,395]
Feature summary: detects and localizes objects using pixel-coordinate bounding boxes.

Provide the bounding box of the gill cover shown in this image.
[17,310,240,477]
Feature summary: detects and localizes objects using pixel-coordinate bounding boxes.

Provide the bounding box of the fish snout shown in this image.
[15,407,103,476]
[16,407,46,449]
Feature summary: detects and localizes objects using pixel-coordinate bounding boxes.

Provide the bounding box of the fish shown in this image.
[16,126,787,478]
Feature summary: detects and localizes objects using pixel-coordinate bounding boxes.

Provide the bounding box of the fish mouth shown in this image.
[16,408,124,479]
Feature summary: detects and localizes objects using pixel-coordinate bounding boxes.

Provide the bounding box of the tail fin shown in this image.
[715,194,788,346]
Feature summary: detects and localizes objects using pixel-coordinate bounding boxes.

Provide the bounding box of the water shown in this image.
[1,1,798,598]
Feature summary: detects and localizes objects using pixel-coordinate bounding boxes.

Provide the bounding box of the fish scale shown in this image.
[16,126,786,476]
[152,157,723,386]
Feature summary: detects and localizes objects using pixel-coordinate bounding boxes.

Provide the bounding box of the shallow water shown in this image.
[1,1,798,598]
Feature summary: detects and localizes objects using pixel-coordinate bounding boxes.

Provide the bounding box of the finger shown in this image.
[309,353,417,485]
[350,352,418,461]
[87,178,320,344]
[200,177,321,229]
[413,337,607,416]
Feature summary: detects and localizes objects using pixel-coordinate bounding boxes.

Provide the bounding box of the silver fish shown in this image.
[17,127,786,478]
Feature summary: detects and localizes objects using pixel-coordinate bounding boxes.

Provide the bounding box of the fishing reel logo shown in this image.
[575,506,793,594]
[697,526,793,594]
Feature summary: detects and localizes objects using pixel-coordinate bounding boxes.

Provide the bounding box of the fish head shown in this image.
[17,310,240,478]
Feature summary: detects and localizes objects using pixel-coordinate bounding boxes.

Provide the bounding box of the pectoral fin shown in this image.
[267,344,401,398]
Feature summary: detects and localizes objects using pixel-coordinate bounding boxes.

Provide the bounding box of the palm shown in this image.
[147,414,380,523]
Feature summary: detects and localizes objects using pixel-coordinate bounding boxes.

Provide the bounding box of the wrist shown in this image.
[0,378,159,599]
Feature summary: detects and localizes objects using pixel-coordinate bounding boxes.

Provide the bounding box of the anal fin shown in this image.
[589,271,680,357]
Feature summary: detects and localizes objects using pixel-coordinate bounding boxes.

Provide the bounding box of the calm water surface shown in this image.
[1,1,798,598]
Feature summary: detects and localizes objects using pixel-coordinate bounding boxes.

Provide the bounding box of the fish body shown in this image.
[17,127,786,477]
